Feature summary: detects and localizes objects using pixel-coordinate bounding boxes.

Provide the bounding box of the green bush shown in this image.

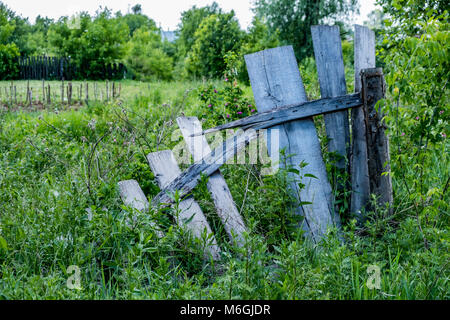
[124,27,173,81]
[0,43,19,79]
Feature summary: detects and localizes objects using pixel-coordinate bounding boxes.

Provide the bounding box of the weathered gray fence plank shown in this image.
[351,25,375,221]
[119,179,149,213]
[177,116,247,247]
[194,94,362,136]
[361,68,393,211]
[245,45,340,242]
[311,25,349,169]
[118,179,164,238]
[147,150,221,261]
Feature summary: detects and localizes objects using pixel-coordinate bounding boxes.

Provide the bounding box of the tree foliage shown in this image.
[186,12,243,78]
[0,3,19,79]
[376,0,449,250]
[124,27,173,81]
[175,2,221,57]
[47,9,129,79]
[253,0,359,60]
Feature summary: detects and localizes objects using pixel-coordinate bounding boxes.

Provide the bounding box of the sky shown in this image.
[2,0,378,31]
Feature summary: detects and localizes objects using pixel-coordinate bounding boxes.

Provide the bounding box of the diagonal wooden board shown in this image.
[177,116,247,247]
[118,179,164,238]
[191,93,362,136]
[244,45,340,242]
[351,25,375,220]
[311,25,350,170]
[147,150,221,261]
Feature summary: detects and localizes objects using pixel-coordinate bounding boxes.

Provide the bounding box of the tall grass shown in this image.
[0,78,448,299]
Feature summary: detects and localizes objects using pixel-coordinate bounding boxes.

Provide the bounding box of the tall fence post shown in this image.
[361,68,393,211]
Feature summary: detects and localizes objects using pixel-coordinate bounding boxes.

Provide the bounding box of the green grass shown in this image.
[0,79,448,299]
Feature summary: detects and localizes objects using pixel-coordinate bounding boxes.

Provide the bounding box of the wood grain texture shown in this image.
[118,179,164,238]
[151,130,258,207]
[194,94,362,136]
[311,25,350,169]
[177,116,247,247]
[361,68,393,211]
[146,150,221,261]
[351,25,375,221]
[244,45,340,242]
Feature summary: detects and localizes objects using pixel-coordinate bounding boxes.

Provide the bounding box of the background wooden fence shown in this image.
[17,56,127,81]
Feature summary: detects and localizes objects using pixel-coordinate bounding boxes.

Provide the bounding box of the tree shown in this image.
[237,17,280,82]
[119,4,157,37]
[124,27,173,81]
[253,0,359,60]
[0,3,19,79]
[175,2,221,57]
[186,12,243,78]
[48,8,129,79]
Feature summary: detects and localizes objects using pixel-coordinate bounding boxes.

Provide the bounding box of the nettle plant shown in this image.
[197,52,255,125]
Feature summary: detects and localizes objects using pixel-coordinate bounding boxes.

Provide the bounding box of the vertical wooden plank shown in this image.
[351,25,375,221]
[361,68,393,211]
[177,116,247,247]
[311,25,350,169]
[147,150,221,260]
[245,46,340,242]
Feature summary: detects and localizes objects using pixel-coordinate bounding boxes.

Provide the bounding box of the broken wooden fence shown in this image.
[118,25,393,260]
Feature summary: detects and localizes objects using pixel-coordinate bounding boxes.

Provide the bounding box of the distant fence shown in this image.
[18,56,127,81]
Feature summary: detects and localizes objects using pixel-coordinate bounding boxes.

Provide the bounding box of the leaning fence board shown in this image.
[194,94,362,136]
[177,116,247,247]
[311,25,350,169]
[351,25,375,221]
[118,179,164,238]
[245,45,340,242]
[147,150,221,261]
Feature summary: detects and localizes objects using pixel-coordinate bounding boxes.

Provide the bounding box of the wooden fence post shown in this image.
[361,68,393,211]
[177,116,247,247]
[245,46,340,242]
[311,25,350,170]
[147,150,221,261]
[351,25,375,221]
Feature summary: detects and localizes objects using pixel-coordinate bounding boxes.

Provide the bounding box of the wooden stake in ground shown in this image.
[177,116,248,247]
[47,84,51,104]
[147,150,221,261]
[61,80,64,105]
[42,79,45,104]
[106,80,109,101]
[85,82,89,104]
[68,82,72,106]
